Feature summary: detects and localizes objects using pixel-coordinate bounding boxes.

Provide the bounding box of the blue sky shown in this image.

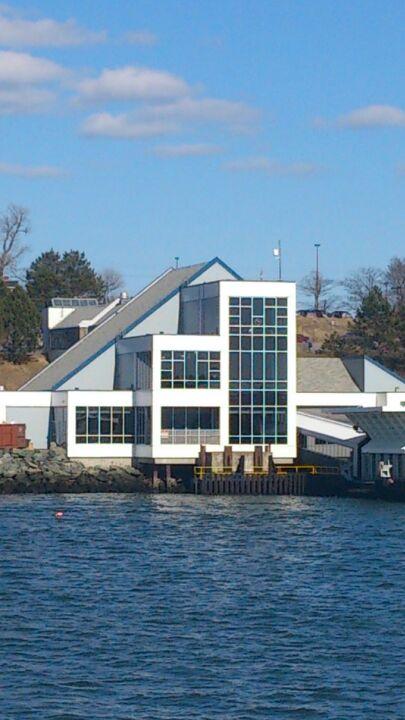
[0,0,403,294]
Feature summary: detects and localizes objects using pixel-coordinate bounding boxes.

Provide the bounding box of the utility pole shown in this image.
[314,243,321,310]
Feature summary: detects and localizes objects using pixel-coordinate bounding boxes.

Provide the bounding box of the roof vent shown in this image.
[119,291,129,304]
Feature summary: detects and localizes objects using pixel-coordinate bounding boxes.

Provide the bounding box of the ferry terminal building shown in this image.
[1,258,404,481]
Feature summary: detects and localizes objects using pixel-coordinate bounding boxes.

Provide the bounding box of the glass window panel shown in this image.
[265,308,276,325]
[187,408,198,429]
[241,297,251,306]
[212,408,219,428]
[241,307,251,325]
[265,411,276,436]
[199,407,211,428]
[211,352,220,361]
[241,391,251,406]
[229,413,239,436]
[87,407,99,436]
[230,352,239,380]
[173,361,183,380]
[277,337,288,351]
[76,408,86,435]
[265,354,276,380]
[230,391,239,406]
[277,353,287,380]
[253,413,263,435]
[277,392,288,406]
[241,413,251,436]
[185,352,196,382]
[277,409,288,435]
[112,408,123,436]
[174,351,183,360]
[162,351,172,360]
[253,353,263,380]
[198,361,208,381]
[241,335,251,350]
[265,337,276,350]
[253,336,264,350]
[229,335,239,350]
[124,408,134,436]
[100,407,111,436]
[265,298,276,306]
[229,297,239,306]
[241,353,251,380]
[253,391,263,406]
[265,391,276,405]
[173,407,186,429]
[278,298,288,307]
[199,351,208,360]
[161,407,172,428]
[253,298,263,315]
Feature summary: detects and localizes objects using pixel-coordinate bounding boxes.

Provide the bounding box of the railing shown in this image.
[194,464,341,478]
[161,429,220,445]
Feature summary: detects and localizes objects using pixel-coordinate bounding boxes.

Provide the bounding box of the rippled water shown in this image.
[0,495,403,720]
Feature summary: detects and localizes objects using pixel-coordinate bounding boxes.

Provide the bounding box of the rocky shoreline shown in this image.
[0,445,158,494]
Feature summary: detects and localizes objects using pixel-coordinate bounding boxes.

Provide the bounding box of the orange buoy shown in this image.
[55,510,64,519]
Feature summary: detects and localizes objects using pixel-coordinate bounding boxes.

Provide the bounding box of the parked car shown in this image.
[327,310,352,319]
[297,309,326,318]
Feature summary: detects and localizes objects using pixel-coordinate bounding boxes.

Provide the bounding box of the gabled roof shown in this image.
[21,258,240,391]
[297,357,360,393]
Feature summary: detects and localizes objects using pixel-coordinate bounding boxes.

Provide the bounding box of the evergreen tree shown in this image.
[1,286,40,362]
[26,249,106,310]
[319,286,404,373]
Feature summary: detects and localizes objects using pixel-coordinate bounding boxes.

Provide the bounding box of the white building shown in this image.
[0,257,404,479]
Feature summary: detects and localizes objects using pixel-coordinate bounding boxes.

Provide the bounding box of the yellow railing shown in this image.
[194,464,340,478]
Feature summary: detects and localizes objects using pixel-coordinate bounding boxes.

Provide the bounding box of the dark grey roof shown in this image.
[54,304,111,328]
[297,357,360,393]
[22,262,206,390]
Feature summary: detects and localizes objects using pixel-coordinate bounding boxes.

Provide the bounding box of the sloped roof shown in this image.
[297,357,360,393]
[22,261,208,390]
[54,304,111,328]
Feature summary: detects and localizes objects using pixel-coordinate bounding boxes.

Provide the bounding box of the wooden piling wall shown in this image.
[194,473,307,496]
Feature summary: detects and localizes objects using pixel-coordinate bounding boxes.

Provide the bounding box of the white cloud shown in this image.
[0,161,64,177]
[143,97,259,130]
[77,66,189,102]
[153,143,223,157]
[124,30,157,46]
[317,104,405,129]
[0,50,66,84]
[0,8,105,47]
[224,156,321,176]
[0,85,55,114]
[81,112,178,139]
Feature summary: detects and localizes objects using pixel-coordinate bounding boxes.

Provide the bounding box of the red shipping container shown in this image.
[0,423,27,449]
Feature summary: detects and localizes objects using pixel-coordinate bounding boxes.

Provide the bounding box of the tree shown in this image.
[317,331,348,356]
[385,256,405,308]
[101,268,124,301]
[342,266,384,311]
[1,285,40,362]
[319,286,404,373]
[0,204,30,278]
[300,271,336,311]
[26,249,106,310]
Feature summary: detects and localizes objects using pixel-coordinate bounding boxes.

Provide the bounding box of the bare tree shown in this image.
[300,271,335,311]
[101,268,124,301]
[0,204,30,278]
[384,256,405,307]
[342,266,384,311]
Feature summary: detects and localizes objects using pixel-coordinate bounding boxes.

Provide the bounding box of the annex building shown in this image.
[0,257,404,480]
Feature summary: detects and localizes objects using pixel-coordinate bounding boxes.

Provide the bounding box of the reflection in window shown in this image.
[76,407,134,444]
[228,296,288,445]
[161,406,220,444]
[161,350,220,388]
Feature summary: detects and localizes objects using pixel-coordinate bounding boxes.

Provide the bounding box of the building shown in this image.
[0,257,404,480]
[42,296,124,362]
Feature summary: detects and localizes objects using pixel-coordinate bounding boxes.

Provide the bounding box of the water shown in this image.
[0,495,403,720]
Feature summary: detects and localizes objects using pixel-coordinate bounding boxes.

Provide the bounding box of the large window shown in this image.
[161,407,220,444]
[76,406,134,444]
[161,350,220,388]
[135,352,152,390]
[229,296,288,445]
[135,407,151,445]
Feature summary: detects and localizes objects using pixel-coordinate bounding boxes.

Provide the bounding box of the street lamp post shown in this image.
[314,243,321,311]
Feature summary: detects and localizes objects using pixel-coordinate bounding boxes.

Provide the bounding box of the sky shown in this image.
[0,0,403,296]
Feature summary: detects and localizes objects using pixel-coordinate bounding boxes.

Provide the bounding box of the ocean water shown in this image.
[0,494,403,720]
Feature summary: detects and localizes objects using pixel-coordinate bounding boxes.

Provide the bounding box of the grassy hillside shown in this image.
[0,353,48,390]
[297,316,352,355]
